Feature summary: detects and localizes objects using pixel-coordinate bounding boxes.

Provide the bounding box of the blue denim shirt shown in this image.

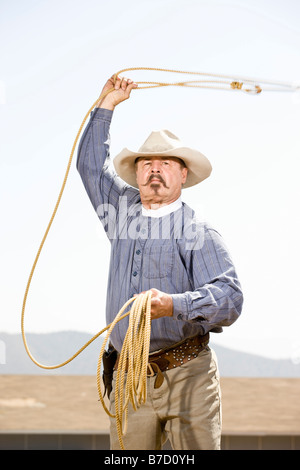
[77,108,243,352]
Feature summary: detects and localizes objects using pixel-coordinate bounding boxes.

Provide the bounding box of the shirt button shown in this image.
[136,249,141,255]
[133,271,138,277]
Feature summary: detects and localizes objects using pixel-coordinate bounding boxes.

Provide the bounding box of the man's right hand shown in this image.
[98,75,138,111]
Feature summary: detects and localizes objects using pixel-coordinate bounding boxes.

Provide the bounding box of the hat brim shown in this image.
[113,147,212,189]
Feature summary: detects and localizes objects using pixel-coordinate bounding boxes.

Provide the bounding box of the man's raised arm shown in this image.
[76,74,137,214]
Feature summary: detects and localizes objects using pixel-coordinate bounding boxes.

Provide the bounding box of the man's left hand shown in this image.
[149,288,173,319]
[133,288,173,320]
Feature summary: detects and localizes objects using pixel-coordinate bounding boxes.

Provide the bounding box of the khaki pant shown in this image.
[109,346,222,450]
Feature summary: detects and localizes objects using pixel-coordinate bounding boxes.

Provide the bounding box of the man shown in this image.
[77,75,243,450]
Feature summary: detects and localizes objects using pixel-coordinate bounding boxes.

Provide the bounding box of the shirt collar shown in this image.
[141,197,182,218]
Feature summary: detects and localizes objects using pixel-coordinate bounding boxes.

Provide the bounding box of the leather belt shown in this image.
[114,333,210,389]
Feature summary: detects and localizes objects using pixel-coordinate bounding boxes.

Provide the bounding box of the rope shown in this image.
[20,67,299,449]
[114,67,298,93]
[96,291,152,449]
[22,289,152,450]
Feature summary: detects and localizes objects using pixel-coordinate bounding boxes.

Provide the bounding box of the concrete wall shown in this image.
[1,431,300,450]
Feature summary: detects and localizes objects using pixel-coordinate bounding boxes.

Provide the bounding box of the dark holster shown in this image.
[102,344,118,399]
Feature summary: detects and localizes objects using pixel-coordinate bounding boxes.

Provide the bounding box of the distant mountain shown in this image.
[0,331,300,377]
[212,343,300,378]
[0,331,104,376]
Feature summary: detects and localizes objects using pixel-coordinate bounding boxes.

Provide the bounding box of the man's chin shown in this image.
[149,183,161,189]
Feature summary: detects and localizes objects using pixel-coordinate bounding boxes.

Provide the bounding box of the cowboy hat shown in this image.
[113,129,212,189]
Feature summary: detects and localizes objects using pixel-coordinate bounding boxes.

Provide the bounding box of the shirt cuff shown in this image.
[92,107,114,122]
[171,293,189,321]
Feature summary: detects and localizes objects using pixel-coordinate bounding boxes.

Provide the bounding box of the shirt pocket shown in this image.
[142,243,174,279]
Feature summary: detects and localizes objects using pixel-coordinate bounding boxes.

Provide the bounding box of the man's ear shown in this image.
[181,167,188,185]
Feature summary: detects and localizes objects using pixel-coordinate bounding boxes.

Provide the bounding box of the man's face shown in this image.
[135,156,188,208]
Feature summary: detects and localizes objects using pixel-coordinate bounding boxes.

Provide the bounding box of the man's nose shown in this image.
[151,161,161,172]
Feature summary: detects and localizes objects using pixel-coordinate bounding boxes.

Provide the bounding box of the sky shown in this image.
[1,0,300,362]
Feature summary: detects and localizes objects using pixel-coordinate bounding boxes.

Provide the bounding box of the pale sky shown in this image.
[1,0,300,361]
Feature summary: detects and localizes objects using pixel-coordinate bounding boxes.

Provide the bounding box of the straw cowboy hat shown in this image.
[113,129,212,189]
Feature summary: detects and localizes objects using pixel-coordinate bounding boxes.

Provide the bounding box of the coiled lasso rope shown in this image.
[96,290,152,449]
[21,67,298,449]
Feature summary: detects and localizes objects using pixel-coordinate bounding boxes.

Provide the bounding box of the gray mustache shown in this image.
[142,174,169,188]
